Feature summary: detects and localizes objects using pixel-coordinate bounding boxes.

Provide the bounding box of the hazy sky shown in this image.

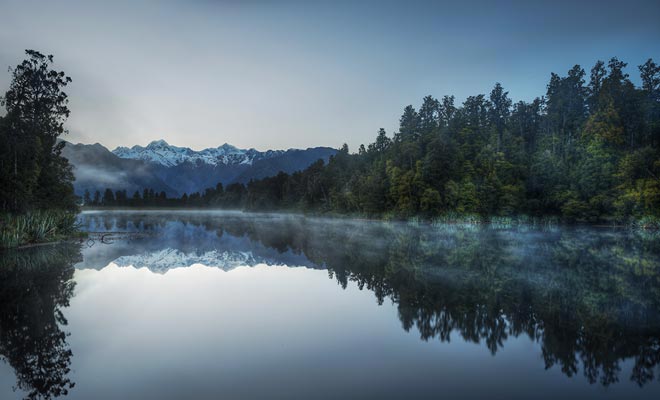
[0,0,659,151]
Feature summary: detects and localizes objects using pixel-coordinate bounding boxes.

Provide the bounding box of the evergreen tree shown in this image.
[488,83,511,151]
[0,50,75,212]
[102,188,115,205]
[639,58,660,100]
[93,190,101,205]
[587,60,607,112]
[83,189,92,205]
[419,95,439,134]
[395,105,421,142]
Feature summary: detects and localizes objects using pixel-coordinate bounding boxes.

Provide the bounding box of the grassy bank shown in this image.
[0,210,82,249]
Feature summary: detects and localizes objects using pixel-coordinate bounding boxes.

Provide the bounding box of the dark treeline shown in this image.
[105,57,660,221]
[0,50,76,213]
[0,51,79,247]
[84,182,248,208]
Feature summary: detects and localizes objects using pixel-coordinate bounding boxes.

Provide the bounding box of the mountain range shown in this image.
[62,140,337,197]
[113,139,287,167]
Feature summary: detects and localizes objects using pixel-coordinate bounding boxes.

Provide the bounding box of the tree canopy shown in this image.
[110,57,659,222]
[0,50,76,213]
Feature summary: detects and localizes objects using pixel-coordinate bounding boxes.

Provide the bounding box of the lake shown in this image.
[1,210,659,399]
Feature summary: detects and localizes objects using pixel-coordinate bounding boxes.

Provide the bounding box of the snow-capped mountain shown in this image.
[63,140,337,196]
[112,139,285,167]
[112,248,264,273]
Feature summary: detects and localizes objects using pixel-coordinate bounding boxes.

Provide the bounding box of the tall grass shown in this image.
[0,210,80,249]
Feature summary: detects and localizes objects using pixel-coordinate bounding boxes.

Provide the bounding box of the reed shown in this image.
[0,210,80,249]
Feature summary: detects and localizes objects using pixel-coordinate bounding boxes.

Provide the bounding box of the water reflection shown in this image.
[1,210,660,398]
[0,244,80,399]
[78,211,660,388]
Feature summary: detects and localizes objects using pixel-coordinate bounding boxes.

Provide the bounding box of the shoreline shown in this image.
[79,207,660,231]
[0,210,84,250]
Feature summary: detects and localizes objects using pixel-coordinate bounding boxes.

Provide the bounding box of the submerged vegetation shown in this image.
[0,50,79,248]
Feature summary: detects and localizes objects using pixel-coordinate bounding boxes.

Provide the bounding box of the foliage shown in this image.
[0,50,76,213]
[0,210,80,249]
[91,57,660,222]
[0,50,79,247]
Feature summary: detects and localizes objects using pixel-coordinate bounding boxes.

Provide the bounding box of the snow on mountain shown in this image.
[65,140,337,196]
[112,139,285,167]
[112,248,280,273]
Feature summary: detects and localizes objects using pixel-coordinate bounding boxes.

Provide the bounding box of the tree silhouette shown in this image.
[0,244,80,399]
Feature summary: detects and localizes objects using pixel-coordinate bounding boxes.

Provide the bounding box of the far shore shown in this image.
[78,207,660,230]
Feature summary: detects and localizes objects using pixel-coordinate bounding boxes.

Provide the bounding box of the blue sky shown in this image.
[0,0,658,150]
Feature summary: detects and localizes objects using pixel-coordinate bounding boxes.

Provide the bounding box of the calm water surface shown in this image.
[1,210,660,399]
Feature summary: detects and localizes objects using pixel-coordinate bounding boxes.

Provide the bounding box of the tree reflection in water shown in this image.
[0,244,80,399]
[79,212,660,388]
[3,212,656,397]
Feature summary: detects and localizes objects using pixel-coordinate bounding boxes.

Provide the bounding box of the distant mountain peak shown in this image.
[112,140,287,167]
[146,139,170,148]
[64,140,337,196]
[112,248,261,273]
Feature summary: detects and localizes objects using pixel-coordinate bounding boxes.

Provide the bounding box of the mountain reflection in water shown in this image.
[1,210,659,399]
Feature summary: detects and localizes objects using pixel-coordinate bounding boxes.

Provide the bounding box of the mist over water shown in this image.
[1,210,659,399]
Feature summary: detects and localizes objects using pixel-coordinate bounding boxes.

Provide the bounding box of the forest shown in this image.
[96,57,660,222]
[1,51,659,225]
[0,51,78,247]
